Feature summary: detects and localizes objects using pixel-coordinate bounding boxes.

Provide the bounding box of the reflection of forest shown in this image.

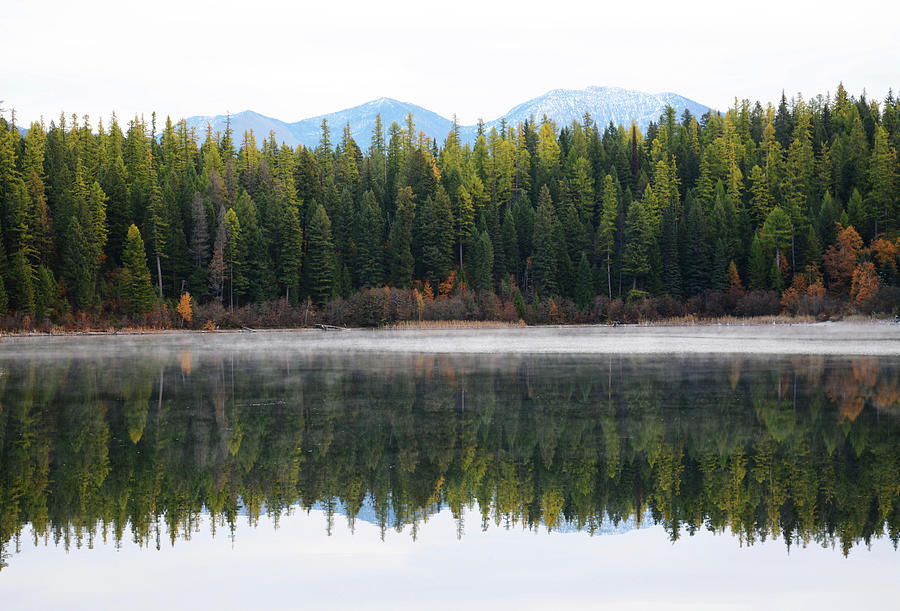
[1,352,899,569]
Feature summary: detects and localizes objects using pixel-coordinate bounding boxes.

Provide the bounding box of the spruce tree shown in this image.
[574,253,593,308]
[278,205,303,303]
[748,234,768,290]
[418,186,454,282]
[501,208,519,280]
[531,185,558,297]
[223,208,244,310]
[120,224,155,318]
[467,229,494,293]
[660,205,681,297]
[304,204,336,304]
[355,190,384,288]
[388,187,415,288]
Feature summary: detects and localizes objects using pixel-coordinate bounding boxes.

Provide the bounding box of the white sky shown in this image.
[3,0,899,127]
[3,507,899,609]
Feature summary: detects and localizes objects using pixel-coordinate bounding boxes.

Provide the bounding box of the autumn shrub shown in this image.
[653,295,684,319]
[476,291,501,321]
[735,290,782,317]
[345,288,389,327]
[862,286,900,315]
[607,298,626,323]
[194,302,227,329]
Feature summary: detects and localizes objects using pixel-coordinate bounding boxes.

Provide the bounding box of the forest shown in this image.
[1,352,898,569]
[0,83,898,329]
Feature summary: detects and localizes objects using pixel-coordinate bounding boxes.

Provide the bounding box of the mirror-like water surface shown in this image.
[1,333,899,608]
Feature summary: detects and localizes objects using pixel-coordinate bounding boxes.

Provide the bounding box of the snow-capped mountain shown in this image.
[287,98,454,150]
[488,86,710,133]
[182,86,711,149]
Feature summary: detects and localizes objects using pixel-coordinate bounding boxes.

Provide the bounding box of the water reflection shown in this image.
[1,348,899,570]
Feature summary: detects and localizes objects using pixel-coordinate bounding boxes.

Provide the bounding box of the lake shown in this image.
[1,326,899,609]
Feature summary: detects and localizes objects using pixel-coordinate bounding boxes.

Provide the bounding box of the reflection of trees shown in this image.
[0,352,899,567]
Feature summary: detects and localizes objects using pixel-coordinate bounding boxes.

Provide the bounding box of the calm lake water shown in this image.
[1,331,899,609]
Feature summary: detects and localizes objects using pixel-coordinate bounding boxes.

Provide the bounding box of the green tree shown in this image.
[388,187,415,288]
[531,185,558,296]
[596,175,618,298]
[356,190,384,288]
[120,224,155,318]
[418,186,454,282]
[467,229,494,293]
[304,204,336,304]
[224,208,244,311]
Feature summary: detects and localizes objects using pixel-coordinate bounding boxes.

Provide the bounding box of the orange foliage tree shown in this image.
[822,224,862,295]
[851,261,879,307]
[177,292,193,326]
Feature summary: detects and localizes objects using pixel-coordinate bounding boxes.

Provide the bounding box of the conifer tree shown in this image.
[501,208,519,280]
[660,205,681,297]
[208,206,226,304]
[574,253,593,308]
[304,203,336,304]
[120,224,155,318]
[355,190,384,288]
[531,185,558,296]
[467,229,494,293]
[388,187,415,288]
[418,186,454,282]
[278,205,302,303]
[868,125,897,234]
[597,175,618,298]
[748,234,768,290]
[224,207,243,310]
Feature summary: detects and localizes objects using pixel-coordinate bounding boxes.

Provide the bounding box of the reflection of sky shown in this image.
[2,507,898,610]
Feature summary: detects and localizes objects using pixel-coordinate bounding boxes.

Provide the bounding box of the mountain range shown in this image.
[184,86,711,149]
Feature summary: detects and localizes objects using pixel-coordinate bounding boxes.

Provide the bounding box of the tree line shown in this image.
[1,352,898,568]
[0,83,898,327]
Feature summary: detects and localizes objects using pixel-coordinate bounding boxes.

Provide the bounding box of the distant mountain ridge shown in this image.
[183,86,711,149]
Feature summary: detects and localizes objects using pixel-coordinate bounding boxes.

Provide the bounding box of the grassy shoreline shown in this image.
[1,313,894,338]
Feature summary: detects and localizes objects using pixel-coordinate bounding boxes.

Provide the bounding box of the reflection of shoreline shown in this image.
[0,351,899,571]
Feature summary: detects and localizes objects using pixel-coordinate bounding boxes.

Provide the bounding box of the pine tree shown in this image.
[761,206,793,271]
[278,204,302,303]
[418,186,454,282]
[574,253,593,308]
[355,190,384,288]
[62,217,94,310]
[208,206,226,304]
[304,203,336,304]
[660,205,681,297]
[146,155,167,298]
[596,175,618,298]
[501,208,519,280]
[531,185,558,296]
[189,192,210,299]
[224,207,243,311]
[868,125,897,234]
[748,234,768,290]
[120,224,155,318]
[623,202,653,292]
[388,187,415,288]
[467,229,494,293]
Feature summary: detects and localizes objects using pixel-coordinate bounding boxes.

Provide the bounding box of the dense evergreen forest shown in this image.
[0,84,898,328]
[1,352,898,568]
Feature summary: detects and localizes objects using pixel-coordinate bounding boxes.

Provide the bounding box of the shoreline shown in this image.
[1,314,893,338]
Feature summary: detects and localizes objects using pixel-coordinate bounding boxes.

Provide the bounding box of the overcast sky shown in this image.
[3,0,899,127]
